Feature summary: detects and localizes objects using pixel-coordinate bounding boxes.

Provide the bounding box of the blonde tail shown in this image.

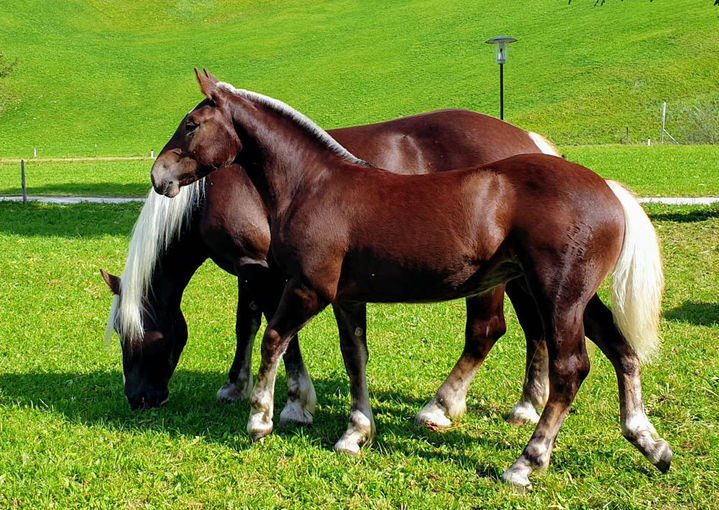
[606,180,664,362]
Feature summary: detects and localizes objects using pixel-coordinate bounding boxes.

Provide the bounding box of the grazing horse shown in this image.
[105,110,559,424]
[149,70,672,490]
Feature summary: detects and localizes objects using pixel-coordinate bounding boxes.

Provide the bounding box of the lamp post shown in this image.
[485,36,517,120]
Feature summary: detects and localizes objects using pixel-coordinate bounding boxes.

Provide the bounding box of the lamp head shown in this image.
[485,36,517,65]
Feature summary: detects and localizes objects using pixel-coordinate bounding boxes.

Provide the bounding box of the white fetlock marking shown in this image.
[216,378,253,403]
[444,396,467,420]
[416,401,452,429]
[303,379,317,414]
[335,411,373,455]
[279,401,313,426]
[247,411,274,440]
[507,401,540,426]
[217,383,241,403]
[502,457,533,492]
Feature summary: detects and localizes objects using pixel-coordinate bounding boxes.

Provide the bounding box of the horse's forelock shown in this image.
[107,180,205,347]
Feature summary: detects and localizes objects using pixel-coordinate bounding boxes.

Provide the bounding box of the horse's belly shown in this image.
[334,258,516,303]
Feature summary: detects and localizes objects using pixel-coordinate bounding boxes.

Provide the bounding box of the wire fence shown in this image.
[0,156,156,202]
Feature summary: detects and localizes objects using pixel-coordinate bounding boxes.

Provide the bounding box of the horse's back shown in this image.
[329,109,543,174]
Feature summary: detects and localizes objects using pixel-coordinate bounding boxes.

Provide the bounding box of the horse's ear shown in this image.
[100,269,121,295]
[195,67,219,102]
[203,68,218,84]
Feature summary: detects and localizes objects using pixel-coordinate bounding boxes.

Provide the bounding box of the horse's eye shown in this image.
[185,121,198,133]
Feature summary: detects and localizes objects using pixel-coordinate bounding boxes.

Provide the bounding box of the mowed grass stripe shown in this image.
[1,145,717,198]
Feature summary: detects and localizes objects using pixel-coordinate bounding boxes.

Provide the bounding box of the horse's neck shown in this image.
[147,226,207,321]
[229,94,354,217]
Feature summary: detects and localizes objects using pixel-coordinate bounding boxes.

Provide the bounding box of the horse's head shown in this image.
[101,269,187,409]
[151,68,241,198]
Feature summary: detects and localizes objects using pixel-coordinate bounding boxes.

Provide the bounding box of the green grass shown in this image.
[2,145,717,198]
[565,144,719,197]
[1,201,717,507]
[1,0,717,157]
[0,159,153,197]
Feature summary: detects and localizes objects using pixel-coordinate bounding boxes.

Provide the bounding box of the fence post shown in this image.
[21,159,27,203]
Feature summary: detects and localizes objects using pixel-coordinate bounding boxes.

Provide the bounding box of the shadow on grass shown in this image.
[665,301,719,326]
[0,182,149,198]
[0,201,141,237]
[647,206,719,223]
[0,369,509,480]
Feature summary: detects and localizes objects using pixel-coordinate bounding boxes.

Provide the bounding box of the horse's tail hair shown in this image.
[606,180,664,362]
[528,132,561,157]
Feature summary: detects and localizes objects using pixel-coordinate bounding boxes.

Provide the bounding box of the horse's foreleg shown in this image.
[217,278,261,403]
[584,295,672,473]
[416,289,506,429]
[505,281,550,426]
[332,302,375,455]
[247,280,326,441]
[503,302,590,492]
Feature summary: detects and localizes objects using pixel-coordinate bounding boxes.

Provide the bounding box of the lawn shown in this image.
[1,0,717,507]
[0,201,717,508]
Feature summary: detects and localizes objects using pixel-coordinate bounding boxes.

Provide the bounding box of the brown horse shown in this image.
[150,70,671,490]
[105,110,557,424]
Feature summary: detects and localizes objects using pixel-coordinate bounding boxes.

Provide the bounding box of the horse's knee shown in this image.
[464,315,506,358]
[549,353,590,397]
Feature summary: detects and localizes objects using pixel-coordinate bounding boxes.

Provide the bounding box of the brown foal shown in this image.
[149,70,671,490]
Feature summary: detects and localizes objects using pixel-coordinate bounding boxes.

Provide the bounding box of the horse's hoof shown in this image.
[506,402,540,426]
[279,401,313,426]
[334,437,362,456]
[217,378,253,403]
[415,402,452,430]
[501,468,532,494]
[217,383,241,403]
[247,413,273,442]
[652,439,673,473]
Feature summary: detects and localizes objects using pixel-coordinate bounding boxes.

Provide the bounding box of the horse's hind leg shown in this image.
[247,279,327,441]
[416,288,506,429]
[279,335,316,426]
[332,301,375,455]
[503,299,591,491]
[217,278,261,403]
[584,294,672,472]
[224,267,316,424]
[505,280,549,426]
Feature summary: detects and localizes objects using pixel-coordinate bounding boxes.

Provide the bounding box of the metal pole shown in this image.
[499,62,504,120]
[21,159,27,204]
[661,101,667,144]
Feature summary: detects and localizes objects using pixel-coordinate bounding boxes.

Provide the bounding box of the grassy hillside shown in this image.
[0,0,717,157]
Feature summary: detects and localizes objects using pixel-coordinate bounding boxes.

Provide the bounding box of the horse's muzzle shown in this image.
[151,158,182,198]
[127,389,170,410]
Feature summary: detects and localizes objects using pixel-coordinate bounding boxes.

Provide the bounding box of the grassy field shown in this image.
[1,0,718,157]
[2,145,717,198]
[1,0,718,507]
[0,158,152,198]
[0,201,717,507]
